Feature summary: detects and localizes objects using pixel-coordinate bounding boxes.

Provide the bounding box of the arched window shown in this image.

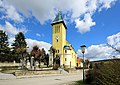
[65,50,67,53]
[55,25,60,33]
[65,58,67,61]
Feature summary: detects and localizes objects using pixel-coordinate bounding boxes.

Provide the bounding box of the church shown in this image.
[49,12,77,68]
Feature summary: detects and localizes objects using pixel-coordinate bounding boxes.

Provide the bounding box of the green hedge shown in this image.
[85,61,120,85]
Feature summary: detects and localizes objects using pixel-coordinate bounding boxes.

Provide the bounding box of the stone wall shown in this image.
[0,62,20,67]
[15,70,61,76]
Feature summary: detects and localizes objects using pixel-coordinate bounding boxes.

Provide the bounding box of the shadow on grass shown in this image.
[72,80,91,85]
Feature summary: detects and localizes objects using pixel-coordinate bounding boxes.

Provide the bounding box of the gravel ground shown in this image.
[0,70,83,85]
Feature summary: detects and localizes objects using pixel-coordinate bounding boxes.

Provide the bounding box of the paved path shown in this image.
[0,70,83,85]
[0,72,16,79]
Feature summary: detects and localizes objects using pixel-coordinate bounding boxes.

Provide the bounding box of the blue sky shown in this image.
[0,0,120,60]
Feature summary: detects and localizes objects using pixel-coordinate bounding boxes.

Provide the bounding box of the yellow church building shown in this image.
[49,12,77,68]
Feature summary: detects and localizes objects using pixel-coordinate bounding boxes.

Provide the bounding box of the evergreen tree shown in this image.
[0,30,10,62]
[12,32,27,49]
[12,32,27,63]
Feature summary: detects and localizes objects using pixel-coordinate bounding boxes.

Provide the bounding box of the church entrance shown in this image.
[56,55,60,67]
[77,63,78,67]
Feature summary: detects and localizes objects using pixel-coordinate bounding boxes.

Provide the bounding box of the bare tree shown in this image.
[31,45,42,70]
[107,43,120,53]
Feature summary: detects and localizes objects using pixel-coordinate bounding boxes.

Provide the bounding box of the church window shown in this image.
[65,58,67,61]
[74,56,76,58]
[57,26,60,33]
[57,26,60,32]
[58,50,59,53]
[55,27,57,33]
[65,50,67,53]
[55,25,60,33]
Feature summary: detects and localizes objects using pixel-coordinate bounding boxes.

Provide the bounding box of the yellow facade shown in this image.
[62,41,76,68]
[52,23,66,65]
[51,12,77,68]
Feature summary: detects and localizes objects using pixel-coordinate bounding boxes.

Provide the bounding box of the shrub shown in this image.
[85,60,120,85]
[53,64,59,70]
[85,70,94,84]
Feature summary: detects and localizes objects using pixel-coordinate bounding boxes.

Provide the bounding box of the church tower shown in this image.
[50,12,77,68]
[51,12,67,66]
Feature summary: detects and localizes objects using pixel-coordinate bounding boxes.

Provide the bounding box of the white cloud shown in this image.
[36,33,44,37]
[107,32,120,49]
[0,21,51,52]
[6,0,117,33]
[99,0,117,11]
[8,37,15,48]
[6,0,56,24]
[87,44,113,60]
[0,0,23,22]
[0,21,27,36]
[75,13,96,33]
[87,0,97,14]
[26,38,51,53]
[0,21,27,46]
[36,33,41,37]
[77,32,120,61]
[77,44,116,61]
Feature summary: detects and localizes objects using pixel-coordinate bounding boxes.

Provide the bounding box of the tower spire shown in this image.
[51,11,67,29]
[53,11,63,23]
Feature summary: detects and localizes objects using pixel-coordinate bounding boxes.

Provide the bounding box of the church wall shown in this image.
[70,49,77,68]
[51,12,77,68]
[52,23,66,66]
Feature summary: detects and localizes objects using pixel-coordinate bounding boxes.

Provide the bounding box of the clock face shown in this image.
[56,36,59,40]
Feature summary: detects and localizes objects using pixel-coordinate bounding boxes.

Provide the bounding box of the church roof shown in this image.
[64,40,77,53]
[64,45,70,50]
[51,11,67,29]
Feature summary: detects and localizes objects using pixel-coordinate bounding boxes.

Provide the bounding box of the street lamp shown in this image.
[80,45,86,83]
